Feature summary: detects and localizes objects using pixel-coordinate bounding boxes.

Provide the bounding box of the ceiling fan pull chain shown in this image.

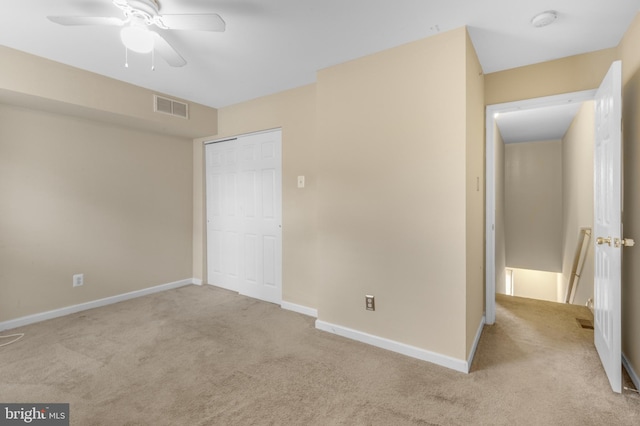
[151,48,155,71]
[125,46,129,68]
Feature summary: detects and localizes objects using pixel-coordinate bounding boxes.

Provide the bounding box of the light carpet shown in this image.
[0,286,638,425]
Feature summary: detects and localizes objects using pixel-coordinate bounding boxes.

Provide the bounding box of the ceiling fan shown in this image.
[47,0,226,67]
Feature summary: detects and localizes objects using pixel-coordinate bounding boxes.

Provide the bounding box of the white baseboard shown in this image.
[0,278,197,332]
[315,320,469,373]
[281,301,318,318]
[192,278,203,286]
[467,315,486,371]
[622,352,640,391]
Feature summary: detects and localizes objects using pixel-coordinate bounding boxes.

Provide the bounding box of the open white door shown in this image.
[593,60,624,393]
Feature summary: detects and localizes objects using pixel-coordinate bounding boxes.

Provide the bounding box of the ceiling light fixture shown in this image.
[120,20,154,53]
[531,10,558,28]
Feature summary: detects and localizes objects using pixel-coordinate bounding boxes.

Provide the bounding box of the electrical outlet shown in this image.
[365,295,375,311]
[73,274,84,287]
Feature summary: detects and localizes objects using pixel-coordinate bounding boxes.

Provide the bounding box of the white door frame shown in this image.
[485,90,596,324]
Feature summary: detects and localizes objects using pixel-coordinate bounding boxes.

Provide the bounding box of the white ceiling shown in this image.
[0,0,640,143]
[496,102,584,144]
[1,0,639,110]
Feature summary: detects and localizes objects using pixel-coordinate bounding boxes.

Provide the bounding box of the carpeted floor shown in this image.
[0,286,638,425]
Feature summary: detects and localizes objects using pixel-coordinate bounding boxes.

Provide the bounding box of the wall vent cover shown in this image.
[154,95,189,119]
[576,318,594,329]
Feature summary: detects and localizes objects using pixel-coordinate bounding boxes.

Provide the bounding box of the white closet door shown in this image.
[205,141,242,292]
[205,130,282,304]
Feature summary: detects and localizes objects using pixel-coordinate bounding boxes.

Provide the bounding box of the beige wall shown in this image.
[620,13,640,384]
[316,27,476,361]
[485,48,620,105]
[194,27,484,364]
[561,101,595,306]
[0,45,217,139]
[0,103,193,322]
[509,268,561,302]
[3,25,485,366]
[504,140,563,272]
[194,84,318,308]
[465,30,486,355]
[192,138,206,283]
[0,46,217,324]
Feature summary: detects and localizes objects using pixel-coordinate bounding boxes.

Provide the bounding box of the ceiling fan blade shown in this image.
[47,16,126,27]
[152,32,187,67]
[158,14,225,32]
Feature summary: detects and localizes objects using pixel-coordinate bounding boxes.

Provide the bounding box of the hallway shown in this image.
[472,294,639,423]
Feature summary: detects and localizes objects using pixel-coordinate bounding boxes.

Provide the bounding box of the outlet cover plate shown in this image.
[365,295,375,311]
[73,273,84,287]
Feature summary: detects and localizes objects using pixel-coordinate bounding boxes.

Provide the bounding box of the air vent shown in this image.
[154,95,189,119]
[576,318,594,329]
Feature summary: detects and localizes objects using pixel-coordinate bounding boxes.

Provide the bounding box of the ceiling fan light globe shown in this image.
[120,25,154,53]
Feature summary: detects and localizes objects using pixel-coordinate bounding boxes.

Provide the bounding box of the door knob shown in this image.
[613,237,635,248]
[596,237,612,246]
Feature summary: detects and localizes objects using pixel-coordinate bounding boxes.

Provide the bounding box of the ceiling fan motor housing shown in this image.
[114,0,161,24]
[124,0,160,14]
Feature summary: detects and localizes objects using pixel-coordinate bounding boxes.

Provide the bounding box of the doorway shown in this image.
[485,90,596,324]
[487,62,625,394]
[205,129,283,304]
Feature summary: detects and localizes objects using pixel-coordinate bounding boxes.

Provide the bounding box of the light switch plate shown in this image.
[297,176,305,188]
